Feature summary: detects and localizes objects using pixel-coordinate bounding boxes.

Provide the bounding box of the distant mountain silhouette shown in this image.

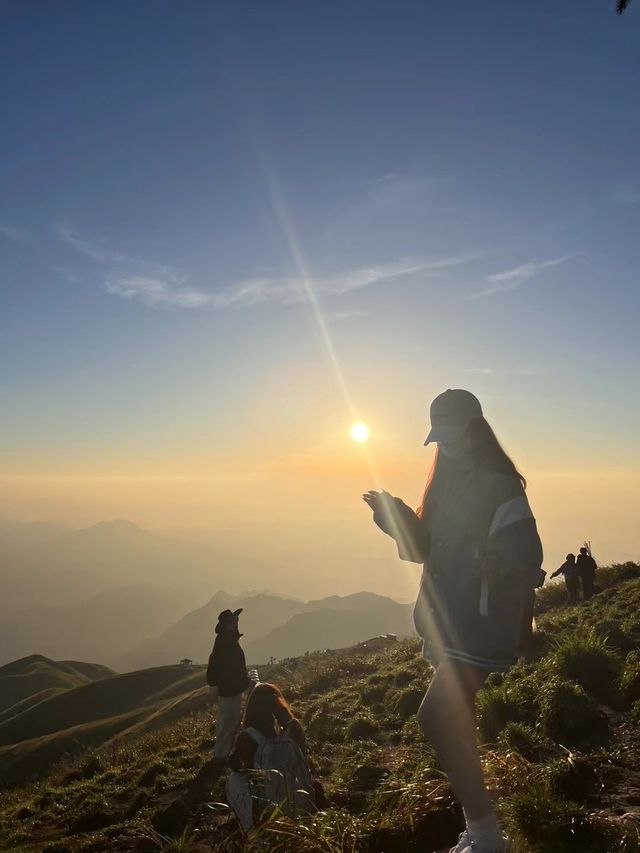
[0,518,290,609]
[126,590,307,669]
[0,519,415,672]
[244,594,414,662]
[0,585,198,667]
[0,520,66,552]
[130,590,414,669]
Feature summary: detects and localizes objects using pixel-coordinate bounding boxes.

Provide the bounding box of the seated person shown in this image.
[226,682,322,835]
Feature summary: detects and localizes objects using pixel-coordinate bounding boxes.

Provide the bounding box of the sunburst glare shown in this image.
[349,421,370,443]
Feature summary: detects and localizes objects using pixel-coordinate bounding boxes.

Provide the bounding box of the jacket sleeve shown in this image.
[206,642,219,687]
[486,476,544,588]
[375,497,429,563]
[238,646,250,691]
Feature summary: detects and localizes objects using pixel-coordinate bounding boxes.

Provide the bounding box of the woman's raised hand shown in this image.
[362,490,399,535]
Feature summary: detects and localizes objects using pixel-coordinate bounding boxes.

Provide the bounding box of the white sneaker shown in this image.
[450,830,472,852]
[449,831,509,853]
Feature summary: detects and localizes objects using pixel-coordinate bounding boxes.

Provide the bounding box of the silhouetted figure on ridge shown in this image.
[576,545,597,600]
[207,608,251,766]
[364,389,543,853]
[551,553,579,605]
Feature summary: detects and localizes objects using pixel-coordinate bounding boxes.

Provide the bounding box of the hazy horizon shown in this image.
[2,2,639,606]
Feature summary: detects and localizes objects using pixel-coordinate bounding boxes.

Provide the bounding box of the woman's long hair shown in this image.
[242,682,295,737]
[418,416,526,518]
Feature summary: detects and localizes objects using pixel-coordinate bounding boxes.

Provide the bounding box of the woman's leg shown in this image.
[417,661,491,821]
[214,693,243,759]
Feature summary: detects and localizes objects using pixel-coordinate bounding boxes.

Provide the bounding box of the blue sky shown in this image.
[1,1,639,583]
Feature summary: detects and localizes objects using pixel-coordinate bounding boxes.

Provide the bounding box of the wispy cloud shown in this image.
[53,223,134,264]
[0,225,29,243]
[54,222,475,311]
[464,256,571,300]
[106,275,215,309]
[105,254,474,310]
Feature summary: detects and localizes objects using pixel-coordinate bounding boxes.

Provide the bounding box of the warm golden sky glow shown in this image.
[2,3,639,604]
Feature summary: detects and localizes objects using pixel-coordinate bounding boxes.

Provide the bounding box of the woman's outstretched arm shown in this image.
[363,490,429,562]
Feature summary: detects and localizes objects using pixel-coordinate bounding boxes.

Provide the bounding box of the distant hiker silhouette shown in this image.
[206,608,258,764]
[364,389,543,853]
[551,554,579,605]
[225,682,319,836]
[576,545,597,600]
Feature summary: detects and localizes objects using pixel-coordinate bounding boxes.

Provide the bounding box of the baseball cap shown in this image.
[424,389,483,446]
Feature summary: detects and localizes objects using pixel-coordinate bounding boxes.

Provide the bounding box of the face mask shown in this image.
[438,431,471,459]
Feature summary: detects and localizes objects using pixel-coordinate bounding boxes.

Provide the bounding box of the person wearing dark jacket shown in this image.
[576,547,597,600]
[207,608,250,762]
[363,390,543,853]
[551,554,579,605]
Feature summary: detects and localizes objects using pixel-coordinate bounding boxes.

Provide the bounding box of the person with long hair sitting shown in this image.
[363,389,544,853]
[226,682,318,836]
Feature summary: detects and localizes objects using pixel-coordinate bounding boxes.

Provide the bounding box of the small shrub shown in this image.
[504,785,616,853]
[619,653,640,708]
[137,760,169,787]
[593,620,635,652]
[623,618,640,640]
[306,707,345,742]
[546,756,600,802]
[400,716,424,744]
[361,682,389,705]
[540,680,608,747]
[151,798,192,836]
[347,714,379,741]
[70,804,119,834]
[393,669,416,688]
[476,686,520,741]
[550,632,621,703]
[498,722,550,762]
[395,686,424,721]
[15,804,36,819]
[485,671,505,688]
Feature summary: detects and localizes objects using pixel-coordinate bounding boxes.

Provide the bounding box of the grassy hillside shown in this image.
[0,656,113,714]
[0,666,209,788]
[1,564,640,853]
[0,665,206,748]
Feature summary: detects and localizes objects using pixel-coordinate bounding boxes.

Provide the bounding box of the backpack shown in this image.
[245,724,316,818]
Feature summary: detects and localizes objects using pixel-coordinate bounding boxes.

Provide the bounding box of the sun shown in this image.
[349,421,370,443]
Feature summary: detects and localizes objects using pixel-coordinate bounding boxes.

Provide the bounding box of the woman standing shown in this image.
[364,389,543,853]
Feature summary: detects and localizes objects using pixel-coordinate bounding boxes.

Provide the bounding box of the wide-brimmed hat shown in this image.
[215,607,243,633]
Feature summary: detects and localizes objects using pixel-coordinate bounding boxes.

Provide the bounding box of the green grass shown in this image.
[1,566,640,852]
